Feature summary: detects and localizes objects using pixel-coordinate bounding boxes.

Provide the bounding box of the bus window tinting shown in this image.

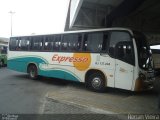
[83,32,108,52]
[9,38,19,50]
[109,31,135,65]
[62,34,82,51]
[31,36,43,51]
[53,35,61,51]
[19,37,30,51]
[44,36,54,51]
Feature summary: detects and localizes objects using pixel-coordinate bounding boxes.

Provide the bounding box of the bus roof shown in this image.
[10,27,133,38]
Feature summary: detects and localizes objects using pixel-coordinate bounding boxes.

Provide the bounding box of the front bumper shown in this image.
[134,72,155,91]
[143,78,155,90]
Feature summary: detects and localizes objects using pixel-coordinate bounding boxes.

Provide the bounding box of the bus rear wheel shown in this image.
[28,65,38,80]
[87,72,106,92]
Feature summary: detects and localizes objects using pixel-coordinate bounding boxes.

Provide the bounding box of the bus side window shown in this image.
[9,38,19,51]
[53,35,61,51]
[61,35,68,51]
[19,37,30,51]
[62,34,82,52]
[109,31,131,57]
[31,36,43,51]
[109,31,135,65]
[44,36,54,51]
[83,32,104,52]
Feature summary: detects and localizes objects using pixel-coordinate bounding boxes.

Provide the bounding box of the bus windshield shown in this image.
[134,32,152,70]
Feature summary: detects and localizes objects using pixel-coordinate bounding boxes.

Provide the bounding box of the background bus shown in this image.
[8,28,155,92]
[0,43,7,67]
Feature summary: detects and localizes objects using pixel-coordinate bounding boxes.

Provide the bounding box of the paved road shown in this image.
[0,67,61,113]
[2,67,157,120]
[0,68,127,120]
[0,67,94,114]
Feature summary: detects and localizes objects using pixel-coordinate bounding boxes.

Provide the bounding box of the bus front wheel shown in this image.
[87,72,106,92]
[28,65,38,80]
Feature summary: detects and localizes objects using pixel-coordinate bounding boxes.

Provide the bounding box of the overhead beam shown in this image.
[106,0,145,27]
[130,0,160,18]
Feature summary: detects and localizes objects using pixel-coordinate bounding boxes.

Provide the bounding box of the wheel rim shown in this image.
[91,77,101,89]
[30,67,36,78]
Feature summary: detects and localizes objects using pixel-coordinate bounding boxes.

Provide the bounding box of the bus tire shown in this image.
[87,72,106,92]
[28,65,38,80]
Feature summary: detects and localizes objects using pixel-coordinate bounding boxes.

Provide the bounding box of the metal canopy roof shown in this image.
[65,0,160,45]
[113,0,160,32]
[65,0,124,30]
[85,0,123,6]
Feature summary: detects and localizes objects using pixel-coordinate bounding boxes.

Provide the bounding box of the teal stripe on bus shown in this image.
[39,69,79,82]
[8,57,46,72]
[8,56,80,82]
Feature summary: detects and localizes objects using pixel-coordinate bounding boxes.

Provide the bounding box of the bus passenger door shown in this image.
[109,31,135,90]
[114,42,134,90]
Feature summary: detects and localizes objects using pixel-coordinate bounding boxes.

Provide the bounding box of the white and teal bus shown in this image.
[8,28,155,92]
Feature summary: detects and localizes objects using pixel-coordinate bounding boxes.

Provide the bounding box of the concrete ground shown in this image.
[1,67,159,119]
[0,68,126,119]
[47,82,160,114]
